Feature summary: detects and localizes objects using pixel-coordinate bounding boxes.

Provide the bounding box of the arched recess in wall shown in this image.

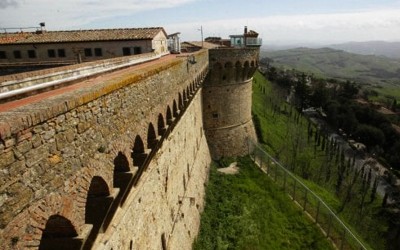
[182,90,187,106]
[166,106,173,125]
[131,135,147,167]
[147,122,158,150]
[178,93,184,110]
[211,62,222,84]
[39,215,80,250]
[189,83,193,94]
[84,176,112,249]
[85,177,112,228]
[235,61,242,82]
[173,100,179,118]
[249,61,256,78]
[113,152,131,198]
[243,61,250,81]
[224,62,234,83]
[158,113,166,136]
[186,85,191,97]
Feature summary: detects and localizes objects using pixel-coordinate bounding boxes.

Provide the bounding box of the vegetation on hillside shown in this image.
[252,70,400,250]
[263,66,400,172]
[261,47,400,100]
[193,157,334,250]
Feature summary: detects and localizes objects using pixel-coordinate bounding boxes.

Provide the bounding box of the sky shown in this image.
[1,0,400,46]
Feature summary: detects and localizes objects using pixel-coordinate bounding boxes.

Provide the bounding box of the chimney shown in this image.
[244,26,248,35]
[40,22,46,33]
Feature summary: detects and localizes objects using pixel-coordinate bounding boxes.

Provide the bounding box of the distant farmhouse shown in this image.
[0,26,173,74]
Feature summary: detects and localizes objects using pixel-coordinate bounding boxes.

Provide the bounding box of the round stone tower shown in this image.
[202,47,259,159]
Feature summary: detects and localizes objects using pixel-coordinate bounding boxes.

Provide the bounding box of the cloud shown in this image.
[0,0,18,9]
[0,0,196,29]
[166,8,400,44]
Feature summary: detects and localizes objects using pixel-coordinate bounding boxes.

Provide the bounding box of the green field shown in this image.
[193,157,334,250]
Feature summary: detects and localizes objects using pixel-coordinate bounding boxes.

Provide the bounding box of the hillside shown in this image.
[262,47,400,87]
[329,41,400,59]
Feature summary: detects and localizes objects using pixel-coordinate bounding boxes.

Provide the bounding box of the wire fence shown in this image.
[248,140,369,250]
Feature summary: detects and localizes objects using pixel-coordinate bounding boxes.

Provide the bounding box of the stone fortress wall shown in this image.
[0,50,210,249]
[0,44,260,249]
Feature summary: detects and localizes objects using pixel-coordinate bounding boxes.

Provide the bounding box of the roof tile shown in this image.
[0,27,166,44]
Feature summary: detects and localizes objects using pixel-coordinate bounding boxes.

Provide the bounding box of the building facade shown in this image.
[0,27,168,67]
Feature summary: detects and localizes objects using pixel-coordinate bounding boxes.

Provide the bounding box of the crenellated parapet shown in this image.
[206,48,259,86]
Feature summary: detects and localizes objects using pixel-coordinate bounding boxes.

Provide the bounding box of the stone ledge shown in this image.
[0,57,188,140]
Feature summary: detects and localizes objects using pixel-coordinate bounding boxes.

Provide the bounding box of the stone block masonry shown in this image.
[203,48,259,159]
[0,44,261,249]
[0,50,210,249]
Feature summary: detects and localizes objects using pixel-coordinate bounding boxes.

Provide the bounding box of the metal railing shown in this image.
[248,139,369,250]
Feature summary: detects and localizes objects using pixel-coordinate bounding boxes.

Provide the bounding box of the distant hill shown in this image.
[328,41,400,59]
[262,47,400,86]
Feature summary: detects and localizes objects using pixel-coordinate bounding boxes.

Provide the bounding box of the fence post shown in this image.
[283,171,287,191]
[274,162,278,181]
[340,228,346,250]
[292,180,296,201]
[327,213,333,238]
[315,200,321,224]
[303,189,308,211]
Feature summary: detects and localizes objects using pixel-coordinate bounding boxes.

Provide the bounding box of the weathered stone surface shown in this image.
[55,133,68,151]
[77,122,91,134]
[48,155,62,165]
[17,131,32,143]
[9,161,26,176]
[31,134,42,148]
[4,138,16,148]
[25,145,47,168]
[42,129,55,141]
[64,128,75,143]
[0,150,15,168]
[16,140,32,154]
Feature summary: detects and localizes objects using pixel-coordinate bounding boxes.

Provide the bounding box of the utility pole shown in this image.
[198,26,203,48]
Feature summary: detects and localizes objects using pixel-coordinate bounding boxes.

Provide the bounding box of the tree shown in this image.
[354,124,385,149]
[294,73,310,110]
[310,81,329,108]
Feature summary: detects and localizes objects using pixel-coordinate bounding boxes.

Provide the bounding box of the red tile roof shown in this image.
[0,27,166,44]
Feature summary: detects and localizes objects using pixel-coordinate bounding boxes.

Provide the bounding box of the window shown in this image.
[122,47,131,56]
[133,47,142,54]
[27,50,36,58]
[13,50,22,59]
[94,48,102,57]
[0,51,6,59]
[48,49,56,58]
[57,49,66,57]
[84,48,92,57]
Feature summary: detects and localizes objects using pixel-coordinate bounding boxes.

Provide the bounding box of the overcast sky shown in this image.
[1,0,400,45]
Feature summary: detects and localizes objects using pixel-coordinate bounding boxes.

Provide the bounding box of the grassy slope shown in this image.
[193,157,334,250]
[263,48,400,98]
[252,70,386,250]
